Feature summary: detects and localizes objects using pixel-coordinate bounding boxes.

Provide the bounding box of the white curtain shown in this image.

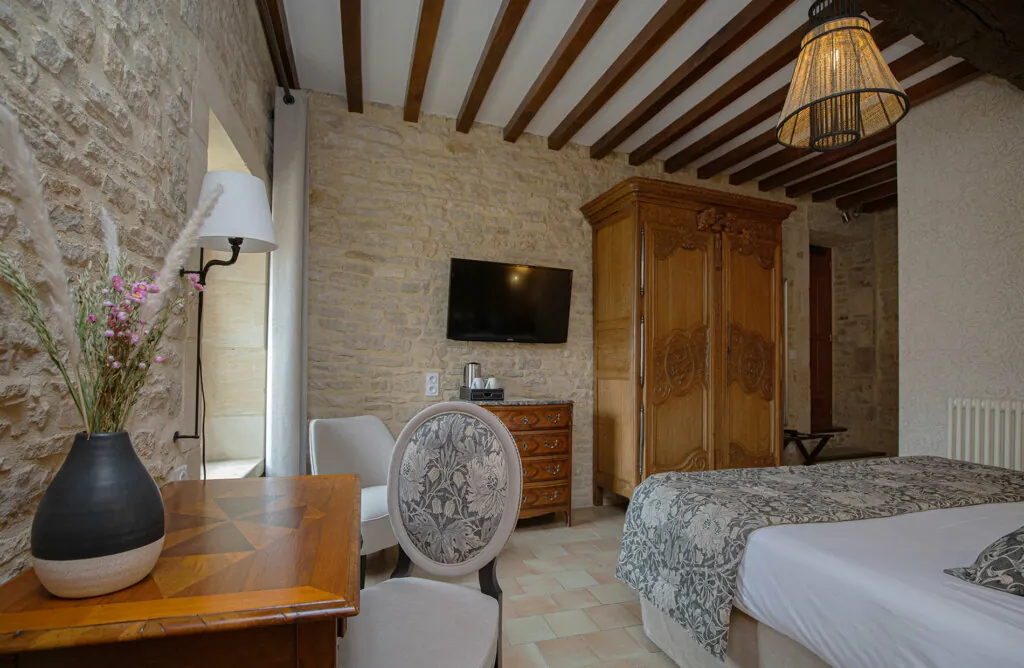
[265,88,309,477]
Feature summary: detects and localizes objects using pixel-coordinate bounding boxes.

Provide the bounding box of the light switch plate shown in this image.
[425,372,440,397]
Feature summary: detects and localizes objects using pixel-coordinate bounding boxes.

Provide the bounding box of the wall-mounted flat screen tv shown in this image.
[446,258,573,343]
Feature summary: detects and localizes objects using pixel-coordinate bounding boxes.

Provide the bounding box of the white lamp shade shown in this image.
[197,171,277,253]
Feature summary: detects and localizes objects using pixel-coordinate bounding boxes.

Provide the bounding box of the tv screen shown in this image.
[446,258,573,343]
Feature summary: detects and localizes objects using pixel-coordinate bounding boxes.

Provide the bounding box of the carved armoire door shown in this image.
[717,218,783,468]
[641,205,716,477]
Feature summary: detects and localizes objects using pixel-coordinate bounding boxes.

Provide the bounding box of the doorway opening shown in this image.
[809,245,833,431]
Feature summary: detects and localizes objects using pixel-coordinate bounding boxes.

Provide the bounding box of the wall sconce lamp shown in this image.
[173,171,277,477]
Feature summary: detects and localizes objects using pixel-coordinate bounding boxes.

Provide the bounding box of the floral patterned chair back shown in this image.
[388,402,522,578]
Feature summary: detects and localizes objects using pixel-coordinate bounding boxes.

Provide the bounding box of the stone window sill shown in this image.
[203,458,265,480]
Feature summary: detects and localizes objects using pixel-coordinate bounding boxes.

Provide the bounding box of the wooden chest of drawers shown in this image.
[483,402,572,526]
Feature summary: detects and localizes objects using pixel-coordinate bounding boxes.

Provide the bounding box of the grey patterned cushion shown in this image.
[945,525,1024,597]
[397,412,508,565]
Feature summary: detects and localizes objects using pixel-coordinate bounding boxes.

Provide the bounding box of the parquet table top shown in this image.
[0,475,361,653]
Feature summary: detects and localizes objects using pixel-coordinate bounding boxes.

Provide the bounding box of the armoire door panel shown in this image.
[718,229,782,469]
[642,206,716,476]
[593,212,640,491]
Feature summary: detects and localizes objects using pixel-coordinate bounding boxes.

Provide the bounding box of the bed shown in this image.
[616,457,1024,668]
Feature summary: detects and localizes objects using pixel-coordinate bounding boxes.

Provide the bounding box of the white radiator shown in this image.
[947,398,1024,471]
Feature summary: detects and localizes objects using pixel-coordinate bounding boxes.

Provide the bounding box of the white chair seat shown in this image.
[337,577,499,668]
[360,485,393,555]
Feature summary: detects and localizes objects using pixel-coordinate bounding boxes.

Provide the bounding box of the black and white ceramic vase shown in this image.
[31,432,166,598]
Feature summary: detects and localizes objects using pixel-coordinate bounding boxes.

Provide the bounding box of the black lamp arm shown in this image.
[173,236,244,445]
[179,237,244,285]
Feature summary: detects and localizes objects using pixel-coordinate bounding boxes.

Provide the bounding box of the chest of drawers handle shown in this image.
[542,490,561,502]
[544,439,558,449]
[547,412,562,424]
[545,463,561,475]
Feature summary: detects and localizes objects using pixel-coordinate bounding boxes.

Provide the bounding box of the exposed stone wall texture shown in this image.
[806,207,899,455]
[306,94,824,506]
[899,76,1024,456]
[832,236,877,449]
[874,208,898,454]
[0,0,274,583]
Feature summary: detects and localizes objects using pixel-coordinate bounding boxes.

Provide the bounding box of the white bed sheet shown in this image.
[734,502,1024,668]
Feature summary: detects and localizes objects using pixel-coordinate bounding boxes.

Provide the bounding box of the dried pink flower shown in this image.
[103,329,114,338]
[87,314,97,323]
[154,356,165,363]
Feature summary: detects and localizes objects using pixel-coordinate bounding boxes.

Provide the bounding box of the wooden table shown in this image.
[0,476,361,667]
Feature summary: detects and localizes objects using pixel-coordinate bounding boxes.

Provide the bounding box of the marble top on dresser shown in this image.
[455,398,574,406]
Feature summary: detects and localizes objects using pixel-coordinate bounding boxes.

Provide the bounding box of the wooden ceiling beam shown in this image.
[861,0,1024,91]
[859,193,898,213]
[404,0,446,123]
[758,127,895,191]
[835,179,898,210]
[787,144,897,197]
[664,87,788,172]
[255,0,300,90]
[758,60,979,191]
[504,0,619,143]
[811,164,898,202]
[590,0,796,161]
[728,147,804,185]
[457,0,532,134]
[547,0,707,151]
[340,0,363,113]
[696,129,777,179]
[633,21,905,167]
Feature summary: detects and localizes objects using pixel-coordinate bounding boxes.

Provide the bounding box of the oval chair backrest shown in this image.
[309,416,394,488]
[388,402,523,579]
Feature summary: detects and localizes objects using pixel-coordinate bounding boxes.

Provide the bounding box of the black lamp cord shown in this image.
[173,237,244,481]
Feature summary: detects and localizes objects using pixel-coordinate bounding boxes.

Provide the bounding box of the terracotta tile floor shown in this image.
[365,505,676,667]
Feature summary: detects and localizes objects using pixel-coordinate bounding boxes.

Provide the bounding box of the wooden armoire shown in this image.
[582,178,795,501]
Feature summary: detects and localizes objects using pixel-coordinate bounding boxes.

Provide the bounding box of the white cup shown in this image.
[471,378,485,389]
[485,377,499,389]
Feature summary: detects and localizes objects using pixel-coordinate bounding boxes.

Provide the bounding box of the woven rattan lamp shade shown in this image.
[778,0,908,151]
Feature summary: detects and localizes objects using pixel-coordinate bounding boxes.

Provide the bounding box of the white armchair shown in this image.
[309,416,399,569]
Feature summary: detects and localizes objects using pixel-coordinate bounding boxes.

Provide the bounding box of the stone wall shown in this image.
[306,93,825,506]
[0,0,274,582]
[874,208,898,453]
[807,207,899,455]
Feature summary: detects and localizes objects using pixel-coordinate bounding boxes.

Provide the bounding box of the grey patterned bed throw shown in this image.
[615,456,1024,660]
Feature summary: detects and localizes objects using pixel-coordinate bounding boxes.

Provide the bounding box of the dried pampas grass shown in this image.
[140,184,223,324]
[0,104,81,370]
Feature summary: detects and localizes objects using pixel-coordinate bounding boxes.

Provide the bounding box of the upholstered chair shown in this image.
[337,402,523,668]
[309,416,398,581]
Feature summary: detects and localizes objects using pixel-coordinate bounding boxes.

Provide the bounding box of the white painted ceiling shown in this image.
[282,0,959,181]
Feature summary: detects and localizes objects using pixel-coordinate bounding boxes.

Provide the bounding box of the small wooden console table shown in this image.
[0,476,361,667]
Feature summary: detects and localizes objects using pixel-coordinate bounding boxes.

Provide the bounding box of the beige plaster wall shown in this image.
[305,94,824,505]
[0,0,274,582]
[898,75,1024,456]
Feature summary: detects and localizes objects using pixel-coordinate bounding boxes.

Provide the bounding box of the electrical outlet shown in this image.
[425,371,440,397]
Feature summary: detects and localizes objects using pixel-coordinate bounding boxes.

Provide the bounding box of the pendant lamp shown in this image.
[777,0,908,151]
